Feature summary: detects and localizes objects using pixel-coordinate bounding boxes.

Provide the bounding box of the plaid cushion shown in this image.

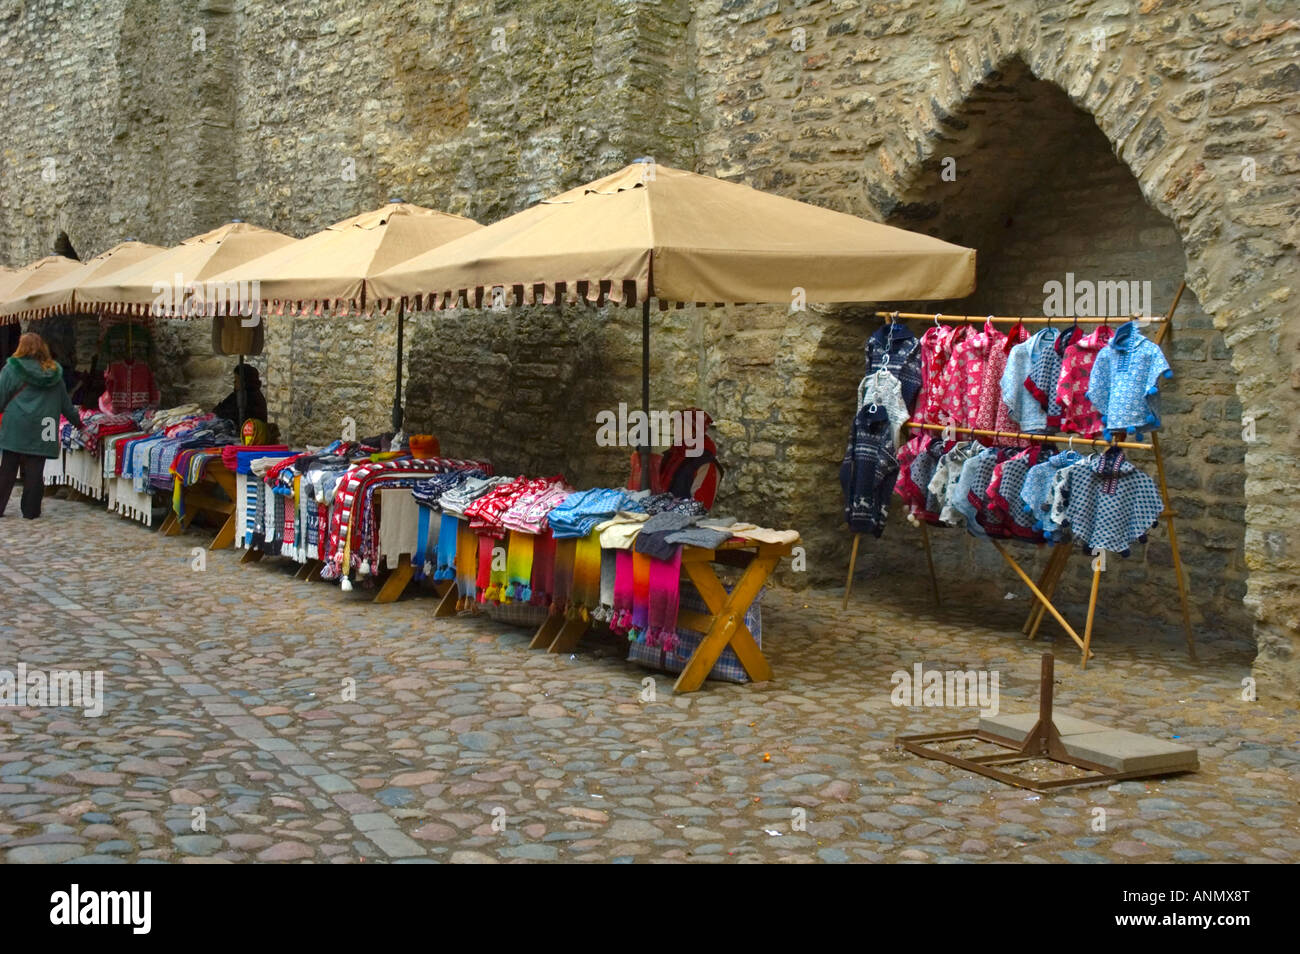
[626,581,763,683]
[484,602,551,628]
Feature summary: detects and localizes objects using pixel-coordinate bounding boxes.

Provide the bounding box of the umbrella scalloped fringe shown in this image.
[403,278,657,312]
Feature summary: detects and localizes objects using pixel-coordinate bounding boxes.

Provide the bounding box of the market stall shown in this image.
[364,160,974,688]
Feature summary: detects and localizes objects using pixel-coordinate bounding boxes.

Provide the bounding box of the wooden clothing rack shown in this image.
[843,284,1196,668]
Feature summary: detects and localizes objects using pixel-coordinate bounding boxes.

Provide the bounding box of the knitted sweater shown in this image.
[1058,448,1164,552]
[1086,320,1172,439]
[839,404,899,537]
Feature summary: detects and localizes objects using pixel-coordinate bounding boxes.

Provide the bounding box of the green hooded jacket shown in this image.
[0,356,81,458]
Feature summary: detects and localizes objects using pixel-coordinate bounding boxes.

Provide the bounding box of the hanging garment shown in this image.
[984,448,1042,539]
[1055,324,1114,438]
[645,551,684,650]
[927,440,980,526]
[857,369,909,449]
[550,538,578,616]
[505,530,534,601]
[937,320,998,428]
[611,548,635,634]
[1020,448,1083,539]
[1001,328,1064,433]
[1048,466,1075,540]
[529,530,557,607]
[1058,448,1164,553]
[98,360,159,415]
[411,495,439,576]
[1086,320,1172,439]
[1035,326,1081,429]
[630,550,652,638]
[454,519,479,609]
[913,324,963,425]
[626,580,763,684]
[475,533,500,603]
[893,434,930,519]
[911,436,948,521]
[864,322,923,410]
[839,404,899,537]
[949,446,1002,535]
[592,547,619,622]
[974,320,1029,440]
[570,531,603,619]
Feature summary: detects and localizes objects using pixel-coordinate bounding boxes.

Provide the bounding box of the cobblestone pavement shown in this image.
[1,495,1297,864]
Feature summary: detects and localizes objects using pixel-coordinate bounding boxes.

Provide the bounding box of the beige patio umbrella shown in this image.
[207,201,482,314]
[205,200,483,429]
[77,221,296,423]
[78,221,297,317]
[0,256,86,325]
[0,267,21,308]
[371,160,976,483]
[0,241,164,322]
[370,161,975,307]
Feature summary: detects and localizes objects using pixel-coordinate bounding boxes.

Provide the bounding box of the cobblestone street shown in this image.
[1,497,1297,864]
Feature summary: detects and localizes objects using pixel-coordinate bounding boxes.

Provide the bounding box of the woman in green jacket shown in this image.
[0,332,81,519]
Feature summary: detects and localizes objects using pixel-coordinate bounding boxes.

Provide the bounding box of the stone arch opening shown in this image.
[842,56,1253,653]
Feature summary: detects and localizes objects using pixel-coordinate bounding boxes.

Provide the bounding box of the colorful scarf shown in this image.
[455,519,479,610]
[611,549,635,635]
[476,535,495,603]
[435,513,460,580]
[646,551,683,651]
[592,548,618,622]
[505,531,534,601]
[551,538,577,616]
[415,505,438,577]
[568,530,603,620]
[631,551,652,638]
[529,531,556,607]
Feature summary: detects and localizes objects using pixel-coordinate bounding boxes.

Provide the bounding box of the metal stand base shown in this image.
[897,654,1140,793]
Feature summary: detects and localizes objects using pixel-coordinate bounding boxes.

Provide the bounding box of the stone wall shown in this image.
[0,0,1296,691]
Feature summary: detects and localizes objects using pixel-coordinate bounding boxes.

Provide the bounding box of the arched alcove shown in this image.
[838,57,1253,649]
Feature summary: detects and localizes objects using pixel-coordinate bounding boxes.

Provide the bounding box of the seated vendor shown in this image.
[214,364,268,426]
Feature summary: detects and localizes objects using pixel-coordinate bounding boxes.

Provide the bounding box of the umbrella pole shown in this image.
[236,353,246,427]
[640,297,650,490]
[392,299,405,433]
